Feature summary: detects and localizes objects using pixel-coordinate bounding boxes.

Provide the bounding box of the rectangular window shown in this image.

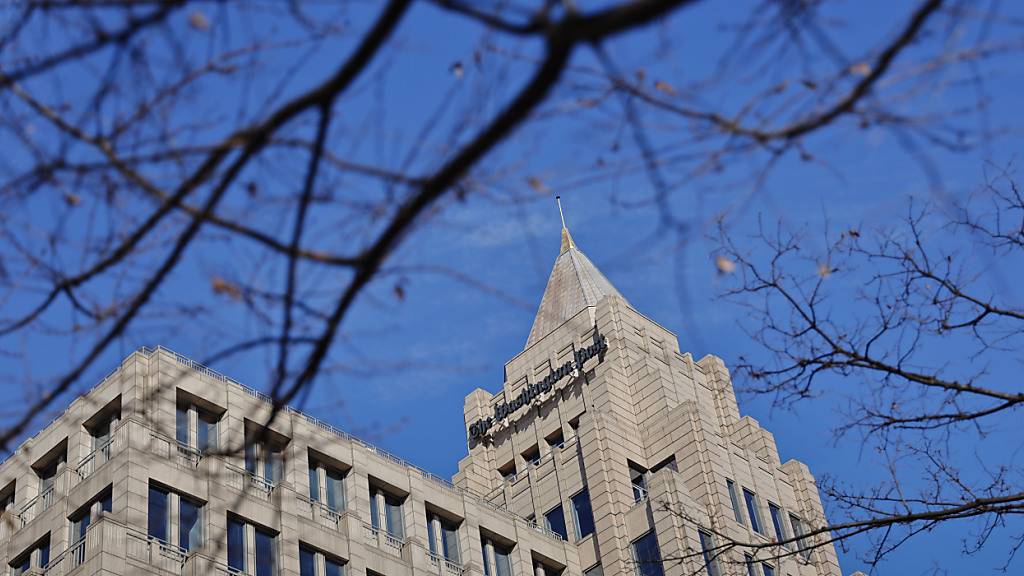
[370,486,404,539]
[494,545,512,576]
[198,412,218,452]
[743,489,763,534]
[180,496,202,551]
[427,513,460,563]
[300,547,316,576]
[698,531,720,576]
[228,517,276,576]
[768,502,786,545]
[631,531,664,576]
[584,564,603,576]
[571,488,595,539]
[11,538,49,576]
[630,463,648,503]
[148,486,168,542]
[227,518,245,572]
[522,445,541,466]
[176,406,189,445]
[70,489,112,544]
[245,435,284,483]
[744,555,756,576]
[309,464,320,502]
[326,469,345,510]
[761,563,774,576]
[726,479,743,525]
[254,527,276,576]
[544,505,568,540]
[325,557,344,576]
[789,514,811,559]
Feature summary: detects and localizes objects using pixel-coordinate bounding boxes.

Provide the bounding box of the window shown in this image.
[309,457,346,511]
[148,486,168,542]
[228,516,276,576]
[498,460,517,482]
[571,488,595,539]
[481,534,513,576]
[180,496,203,551]
[743,489,763,534]
[744,555,757,576]
[89,408,120,453]
[177,400,220,453]
[255,528,276,576]
[768,503,786,545]
[726,480,743,525]
[630,463,648,503]
[761,563,775,576]
[584,564,603,576]
[426,512,461,563]
[698,531,720,576]
[545,430,565,450]
[493,543,513,576]
[245,435,284,484]
[789,514,811,560]
[631,531,664,576]
[228,518,245,572]
[522,445,541,466]
[10,537,49,576]
[369,485,404,539]
[37,451,67,510]
[1,482,15,516]
[544,505,568,540]
[70,489,112,544]
[300,549,344,576]
[300,547,316,576]
[650,456,677,474]
[149,483,203,551]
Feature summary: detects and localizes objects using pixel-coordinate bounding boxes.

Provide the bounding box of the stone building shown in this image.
[0,225,841,576]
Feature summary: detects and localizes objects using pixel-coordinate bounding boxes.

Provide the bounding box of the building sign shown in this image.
[469,330,609,439]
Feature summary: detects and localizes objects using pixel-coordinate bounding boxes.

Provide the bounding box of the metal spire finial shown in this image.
[556,195,575,254]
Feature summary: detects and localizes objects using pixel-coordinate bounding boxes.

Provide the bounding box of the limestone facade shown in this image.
[0,227,841,576]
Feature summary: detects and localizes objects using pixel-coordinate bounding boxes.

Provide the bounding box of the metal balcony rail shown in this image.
[428,551,467,576]
[632,484,648,504]
[364,522,405,557]
[296,494,343,531]
[224,462,275,501]
[76,426,126,482]
[18,483,57,528]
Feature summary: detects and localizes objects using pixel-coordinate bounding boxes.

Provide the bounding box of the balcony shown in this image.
[296,494,344,533]
[18,481,60,528]
[75,424,127,484]
[363,522,405,557]
[37,515,179,575]
[145,430,202,470]
[427,551,467,576]
[224,463,275,501]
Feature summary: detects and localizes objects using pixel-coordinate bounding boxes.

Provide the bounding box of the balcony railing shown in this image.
[428,552,467,576]
[296,494,343,532]
[147,430,201,470]
[38,515,151,575]
[364,522,405,557]
[224,463,275,500]
[632,484,648,504]
[76,425,126,483]
[19,482,59,527]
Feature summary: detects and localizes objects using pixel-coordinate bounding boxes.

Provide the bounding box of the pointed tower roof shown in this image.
[525,201,627,349]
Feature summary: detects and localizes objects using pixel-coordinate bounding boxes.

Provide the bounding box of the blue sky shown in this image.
[2,1,1023,574]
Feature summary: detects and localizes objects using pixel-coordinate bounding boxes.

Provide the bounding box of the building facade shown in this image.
[0,226,841,576]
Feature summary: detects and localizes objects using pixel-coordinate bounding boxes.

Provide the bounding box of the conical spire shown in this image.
[525,200,627,349]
